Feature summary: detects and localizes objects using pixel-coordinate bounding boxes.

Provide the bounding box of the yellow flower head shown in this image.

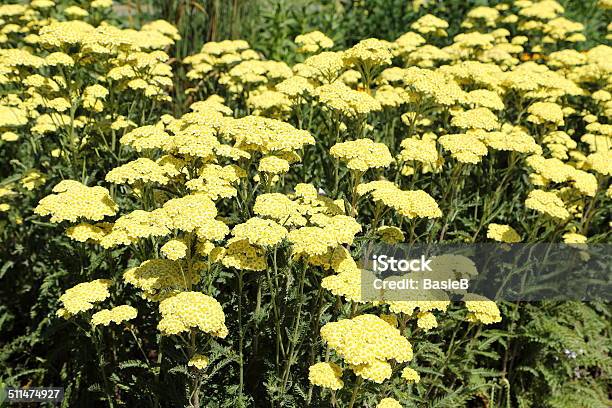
[35,180,117,223]
[308,362,344,390]
[486,224,521,243]
[222,238,267,271]
[258,156,291,175]
[58,279,111,315]
[527,102,564,126]
[231,217,288,247]
[451,107,500,130]
[358,180,442,219]
[343,38,393,67]
[295,31,334,54]
[411,14,449,36]
[100,209,172,248]
[220,116,314,153]
[302,51,344,81]
[351,359,392,383]
[525,189,570,219]
[66,222,112,243]
[321,314,413,369]
[161,238,189,260]
[562,232,587,244]
[21,169,46,191]
[330,138,393,171]
[416,311,438,331]
[162,194,218,232]
[106,158,171,185]
[377,397,402,408]
[158,292,227,337]
[120,125,171,152]
[377,226,405,244]
[463,294,502,325]
[399,137,438,164]
[401,367,421,384]
[92,305,138,326]
[439,133,488,164]
[124,259,199,300]
[315,82,382,116]
[253,193,307,227]
[188,354,210,370]
[276,75,314,97]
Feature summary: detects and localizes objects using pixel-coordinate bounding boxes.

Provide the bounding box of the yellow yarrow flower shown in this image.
[377,226,405,244]
[121,125,171,152]
[401,367,421,383]
[276,75,314,97]
[439,133,488,164]
[158,291,228,337]
[527,102,565,126]
[562,232,587,244]
[302,51,344,81]
[330,138,393,171]
[58,279,111,315]
[351,359,393,383]
[451,107,500,130]
[35,180,117,223]
[482,125,542,155]
[66,222,111,243]
[357,180,442,219]
[253,193,307,227]
[162,194,218,232]
[124,259,199,300]
[231,217,287,247]
[106,158,171,185]
[416,311,438,331]
[376,398,402,408]
[525,189,570,219]
[586,151,612,176]
[308,362,344,390]
[1,131,19,142]
[486,224,521,243]
[315,81,382,116]
[220,116,314,153]
[222,238,267,271]
[161,238,189,260]
[320,314,412,383]
[411,14,449,36]
[188,354,210,370]
[343,38,393,67]
[295,31,334,54]
[258,156,291,174]
[464,294,502,325]
[100,209,172,248]
[92,305,138,326]
[21,170,46,191]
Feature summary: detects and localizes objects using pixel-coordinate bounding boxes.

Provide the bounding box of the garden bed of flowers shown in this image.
[0,0,610,407]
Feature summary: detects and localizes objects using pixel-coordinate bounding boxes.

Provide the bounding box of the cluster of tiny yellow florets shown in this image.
[486,223,521,243]
[320,314,413,383]
[157,291,228,337]
[330,138,393,171]
[34,181,117,223]
[308,362,344,390]
[91,305,138,326]
[357,180,442,219]
[463,294,503,324]
[57,279,111,316]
